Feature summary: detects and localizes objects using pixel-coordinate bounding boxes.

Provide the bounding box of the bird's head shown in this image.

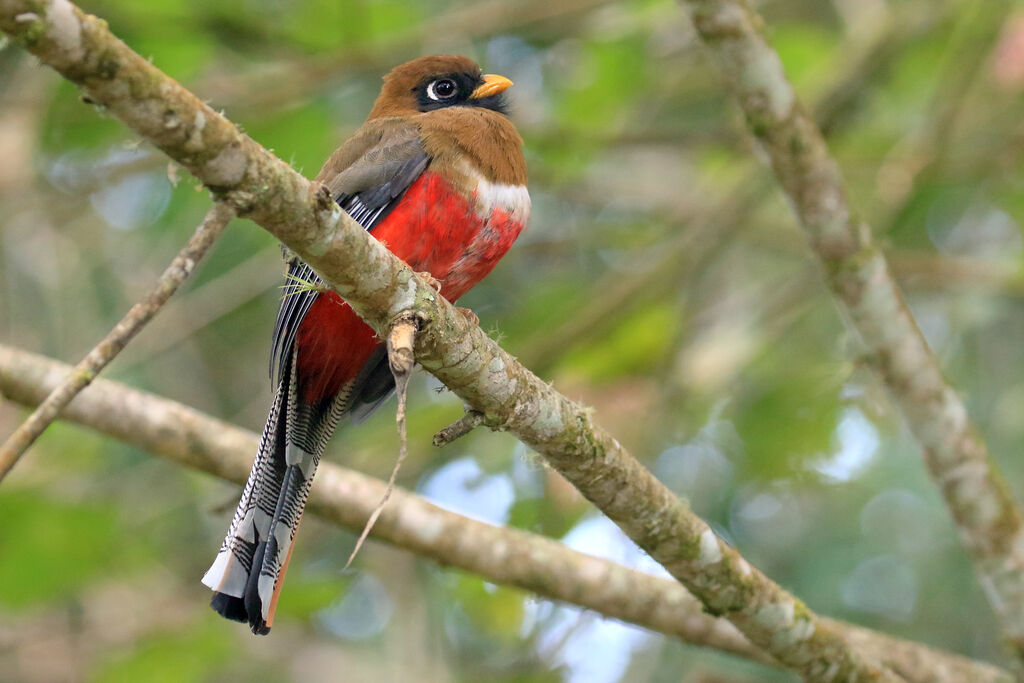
[368,55,513,119]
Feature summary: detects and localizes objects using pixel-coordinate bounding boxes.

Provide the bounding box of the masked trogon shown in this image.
[201,55,530,634]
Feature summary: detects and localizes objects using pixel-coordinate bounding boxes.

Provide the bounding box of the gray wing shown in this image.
[268,131,429,385]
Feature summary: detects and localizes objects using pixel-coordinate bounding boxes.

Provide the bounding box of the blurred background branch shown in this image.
[0,343,1011,683]
[0,202,234,481]
[678,0,1024,662]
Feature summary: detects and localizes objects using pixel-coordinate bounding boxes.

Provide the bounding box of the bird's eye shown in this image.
[427,79,458,101]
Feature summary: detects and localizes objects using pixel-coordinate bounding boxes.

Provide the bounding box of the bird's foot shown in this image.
[416,271,442,292]
[457,307,480,326]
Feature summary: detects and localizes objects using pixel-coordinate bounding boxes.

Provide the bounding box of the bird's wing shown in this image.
[269,120,429,384]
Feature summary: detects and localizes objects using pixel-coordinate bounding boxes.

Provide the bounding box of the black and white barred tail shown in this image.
[202,348,370,634]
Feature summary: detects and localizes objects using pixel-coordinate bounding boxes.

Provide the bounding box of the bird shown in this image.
[201,55,530,635]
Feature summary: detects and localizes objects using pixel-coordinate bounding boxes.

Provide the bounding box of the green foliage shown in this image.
[41,81,128,151]
[93,623,235,683]
[554,35,653,134]
[241,103,334,178]
[0,489,132,608]
[452,575,525,642]
[279,0,374,52]
[272,575,347,622]
[495,278,586,348]
[133,30,214,82]
[734,361,842,478]
[507,496,583,538]
[770,23,838,89]
[563,304,676,381]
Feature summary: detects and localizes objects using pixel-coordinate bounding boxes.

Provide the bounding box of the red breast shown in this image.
[296,169,528,403]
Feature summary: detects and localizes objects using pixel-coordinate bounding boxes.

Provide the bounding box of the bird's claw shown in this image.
[416,271,442,292]
[457,307,480,326]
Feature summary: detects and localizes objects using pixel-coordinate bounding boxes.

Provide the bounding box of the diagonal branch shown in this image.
[676,0,1024,661]
[0,202,233,481]
[0,2,915,678]
[0,344,1010,683]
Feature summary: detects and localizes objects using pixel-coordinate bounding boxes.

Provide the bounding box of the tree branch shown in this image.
[0,344,1010,683]
[433,410,486,447]
[677,0,1024,661]
[0,202,233,481]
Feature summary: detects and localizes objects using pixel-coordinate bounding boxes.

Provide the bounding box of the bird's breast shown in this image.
[294,168,528,403]
[372,168,529,301]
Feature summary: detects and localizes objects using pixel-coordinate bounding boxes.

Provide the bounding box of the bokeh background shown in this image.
[3,0,1024,680]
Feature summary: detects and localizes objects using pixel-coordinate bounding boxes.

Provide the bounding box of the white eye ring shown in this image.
[426,79,457,101]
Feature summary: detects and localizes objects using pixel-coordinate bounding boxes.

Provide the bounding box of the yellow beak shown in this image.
[470,74,513,100]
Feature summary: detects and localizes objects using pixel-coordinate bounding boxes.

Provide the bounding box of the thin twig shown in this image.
[0,202,234,483]
[344,313,420,570]
[433,410,486,447]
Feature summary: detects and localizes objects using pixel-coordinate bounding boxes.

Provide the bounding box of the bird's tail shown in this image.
[201,352,347,634]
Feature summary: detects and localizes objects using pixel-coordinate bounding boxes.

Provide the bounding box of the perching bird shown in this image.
[201,55,529,634]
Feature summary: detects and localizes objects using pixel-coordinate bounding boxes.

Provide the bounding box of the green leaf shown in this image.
[92,622,236,683]
[770,24,837,89]
[0,490,123,609]
[240,102,333,178]
[563,303,677,381]
[452,575,525,642]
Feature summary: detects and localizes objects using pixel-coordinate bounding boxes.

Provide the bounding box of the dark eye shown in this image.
[426,79,457,101]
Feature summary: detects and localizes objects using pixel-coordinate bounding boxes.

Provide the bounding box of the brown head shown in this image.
[368,55,513,119]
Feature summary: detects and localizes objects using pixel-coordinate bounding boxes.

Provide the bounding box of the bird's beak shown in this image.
[470,74,513,100]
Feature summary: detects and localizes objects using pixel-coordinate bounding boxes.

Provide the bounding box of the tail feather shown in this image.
[201,369,287,602]
[202,349,352,634]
